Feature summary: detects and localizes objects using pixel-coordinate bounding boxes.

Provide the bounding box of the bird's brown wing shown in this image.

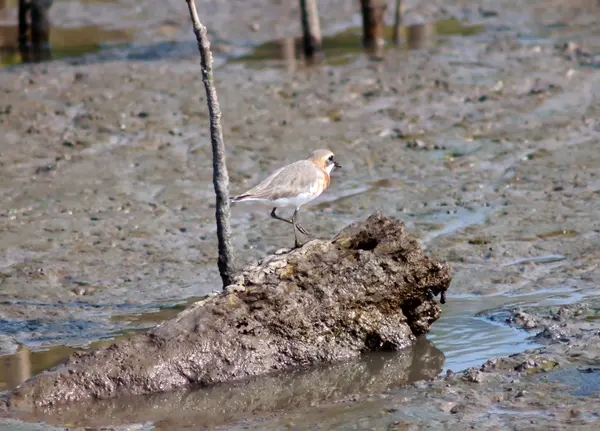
[234,160,322,200]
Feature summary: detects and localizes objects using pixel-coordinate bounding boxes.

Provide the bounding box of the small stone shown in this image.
[71,287,86,296]
[450,404,465,414]
[463,368,484,382]
[225,284,246,294]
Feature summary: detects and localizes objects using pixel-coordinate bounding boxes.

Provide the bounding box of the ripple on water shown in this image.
[428,298,542,372]
[429,287,595,372]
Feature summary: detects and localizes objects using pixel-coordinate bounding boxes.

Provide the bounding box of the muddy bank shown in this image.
[5,213,450,408]
[0,0,599,428]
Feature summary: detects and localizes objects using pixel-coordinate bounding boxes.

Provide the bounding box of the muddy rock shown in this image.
[6,212,451,409]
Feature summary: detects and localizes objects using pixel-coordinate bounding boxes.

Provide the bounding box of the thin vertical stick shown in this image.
[299,0,322,58]
[185,0,235,288]
[18,0,28,48]
[393,0,403,45]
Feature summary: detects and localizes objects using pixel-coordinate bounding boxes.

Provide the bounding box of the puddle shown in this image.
[0,296,203,393]
[0,0,133,67]
[231,18,485,69]
[1,4,484,68]
[0,25,132,66]
[0,246,586,425]
[429,288,598,372]
[0,298,195,350]
[428,296,542,372]
[0,316,120,349]
[8,337,444,429]
[0,335,129,392]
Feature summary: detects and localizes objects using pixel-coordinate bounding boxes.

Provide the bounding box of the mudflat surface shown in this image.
[0,0,599,428]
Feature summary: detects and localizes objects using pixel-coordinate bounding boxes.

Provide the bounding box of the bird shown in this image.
[231,149,341,248]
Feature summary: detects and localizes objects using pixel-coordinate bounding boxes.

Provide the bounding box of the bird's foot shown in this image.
[293,239,305,249]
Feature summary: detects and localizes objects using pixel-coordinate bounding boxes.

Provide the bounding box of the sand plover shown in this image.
[231,149,341,248]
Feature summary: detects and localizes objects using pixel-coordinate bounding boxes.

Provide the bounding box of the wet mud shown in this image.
[1,0,599,428]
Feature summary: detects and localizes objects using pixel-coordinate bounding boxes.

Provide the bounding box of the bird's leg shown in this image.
[271,207,304,248]
[271,208,310,236]
[291,208,303,249]
[295,223,310,236]
[293,210,310,236]
[271,208,293,225]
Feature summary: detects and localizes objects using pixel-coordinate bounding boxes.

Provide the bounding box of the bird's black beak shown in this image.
[334,160,342,169]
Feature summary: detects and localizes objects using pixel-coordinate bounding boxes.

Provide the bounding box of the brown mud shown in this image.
[0,0,599,428]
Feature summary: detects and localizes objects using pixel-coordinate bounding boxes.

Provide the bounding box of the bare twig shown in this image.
[18,0,28,49]
[299,0,322,58]
[393,0,403,45]
[185,0,235,288]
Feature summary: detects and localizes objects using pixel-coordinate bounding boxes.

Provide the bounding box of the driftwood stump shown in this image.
[6,213,451,409]
[360,0,388,49]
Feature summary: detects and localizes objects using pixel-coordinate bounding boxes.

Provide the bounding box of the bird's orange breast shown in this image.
[316,169,330,194]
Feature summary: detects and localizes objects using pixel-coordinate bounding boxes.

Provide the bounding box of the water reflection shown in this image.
[0,0,132,66]
[406,22,432,49]
[16,337,444,429]
[1,347,31,391]
[0,2,481,69]
[233,18,483,70]
[0,0,53,63]
[279,37,297,71]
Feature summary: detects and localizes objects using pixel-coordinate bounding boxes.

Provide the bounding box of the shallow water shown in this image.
[231,18,484,70]
[10,337,444,428]
[1,0,482,69]
[0,0,133,66]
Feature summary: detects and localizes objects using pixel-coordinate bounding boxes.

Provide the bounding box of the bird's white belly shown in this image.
[271,192,318,209]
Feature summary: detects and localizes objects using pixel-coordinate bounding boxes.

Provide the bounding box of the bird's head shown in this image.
[309,149,341,175]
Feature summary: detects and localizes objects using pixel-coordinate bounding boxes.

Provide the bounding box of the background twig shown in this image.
[393,0,403,45]
[185,0,236,288]
[299,0,322,58]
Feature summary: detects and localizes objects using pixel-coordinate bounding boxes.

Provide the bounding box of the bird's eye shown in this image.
[328,155,334,161]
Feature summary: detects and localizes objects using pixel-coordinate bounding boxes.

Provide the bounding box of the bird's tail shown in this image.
[230,194,246,203]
